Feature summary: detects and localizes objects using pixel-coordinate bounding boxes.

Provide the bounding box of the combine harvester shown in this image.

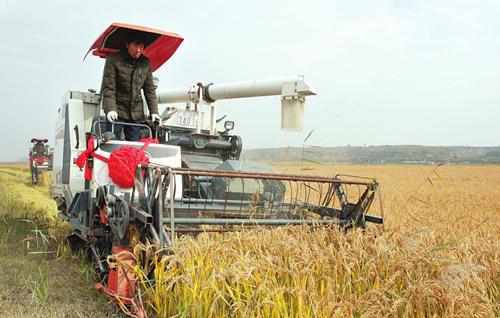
[51,23,384,310]
[29,138,53,184]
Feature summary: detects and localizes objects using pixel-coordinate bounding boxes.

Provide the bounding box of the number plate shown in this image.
[177,111,199,126]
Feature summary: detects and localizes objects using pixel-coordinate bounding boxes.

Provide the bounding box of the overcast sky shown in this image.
[1,0,499,162]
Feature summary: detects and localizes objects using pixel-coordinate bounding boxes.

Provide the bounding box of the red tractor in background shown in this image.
[29,138,53,184]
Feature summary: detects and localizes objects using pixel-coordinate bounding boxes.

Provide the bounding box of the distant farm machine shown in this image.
[29,138,53,184]
[51,23,384,309]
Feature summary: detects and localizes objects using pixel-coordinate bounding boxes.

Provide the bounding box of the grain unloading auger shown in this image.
[51,23,384,315]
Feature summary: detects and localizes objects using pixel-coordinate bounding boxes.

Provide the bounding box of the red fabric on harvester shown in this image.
[76,137,153,187]
[76,137,110,181]
[108,146,150,188]
[139,137,159,144]
[99,206,108,224]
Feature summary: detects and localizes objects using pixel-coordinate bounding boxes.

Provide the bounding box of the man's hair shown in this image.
[126,30,146,45]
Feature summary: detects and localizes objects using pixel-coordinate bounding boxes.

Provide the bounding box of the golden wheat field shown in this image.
[118,163,500,317]
[2,163,499,317]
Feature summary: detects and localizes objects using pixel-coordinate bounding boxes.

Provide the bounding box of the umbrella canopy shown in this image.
[85,23,184,72]
[31,138,48,143]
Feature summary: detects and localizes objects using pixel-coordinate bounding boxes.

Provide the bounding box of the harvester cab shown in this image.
[51,23,384,310]
[29,138,52,184]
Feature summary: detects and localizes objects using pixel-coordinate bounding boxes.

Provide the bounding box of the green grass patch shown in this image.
[0,167,121,317]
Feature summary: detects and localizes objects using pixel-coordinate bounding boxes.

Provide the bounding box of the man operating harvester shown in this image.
[101,30,161,141]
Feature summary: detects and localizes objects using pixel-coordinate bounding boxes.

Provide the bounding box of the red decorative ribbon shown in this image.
[76,137,157,187]
[76,137,109,181]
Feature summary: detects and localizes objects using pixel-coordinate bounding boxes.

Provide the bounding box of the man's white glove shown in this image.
[151,114,161,125]
[107,111,118,123]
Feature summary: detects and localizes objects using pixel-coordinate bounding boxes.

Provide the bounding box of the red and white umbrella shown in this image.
[85,22,184,72]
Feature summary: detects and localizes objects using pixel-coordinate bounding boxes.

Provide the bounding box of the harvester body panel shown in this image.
[52,90,100,207]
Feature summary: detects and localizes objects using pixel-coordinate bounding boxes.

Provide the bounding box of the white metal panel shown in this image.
[160,109,224,132]
[91,141,184,200]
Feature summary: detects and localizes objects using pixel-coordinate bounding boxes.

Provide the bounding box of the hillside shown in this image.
[11,145,500,165]
[242,145,500,164]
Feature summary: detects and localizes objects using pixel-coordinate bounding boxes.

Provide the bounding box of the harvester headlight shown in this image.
[224,121,234,131]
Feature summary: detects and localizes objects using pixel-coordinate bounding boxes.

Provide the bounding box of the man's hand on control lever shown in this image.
[151,114,161,125]
[107,111,118,123]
